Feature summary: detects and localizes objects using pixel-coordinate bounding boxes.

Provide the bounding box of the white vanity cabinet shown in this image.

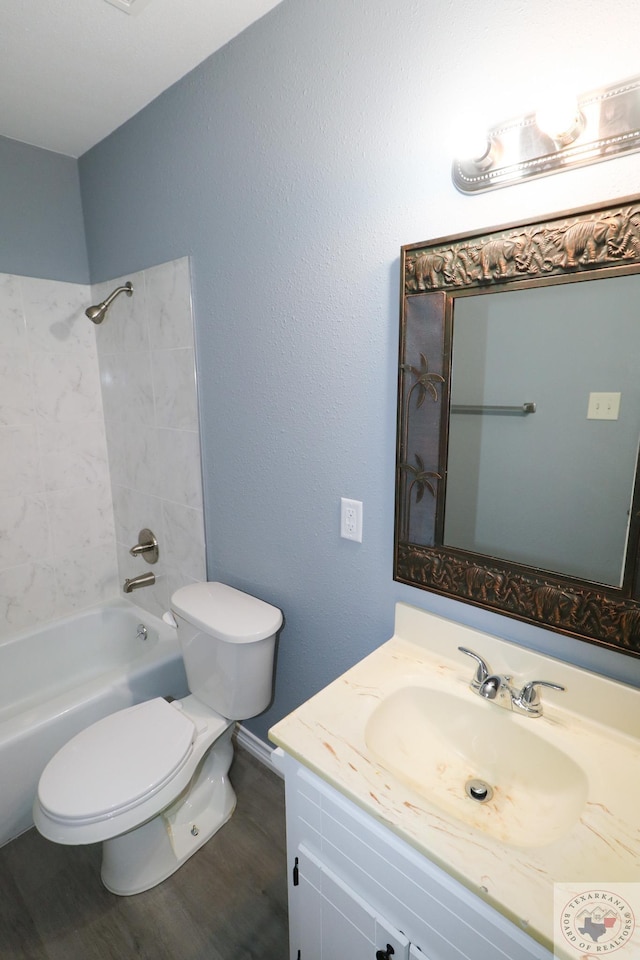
[276,750,552,960]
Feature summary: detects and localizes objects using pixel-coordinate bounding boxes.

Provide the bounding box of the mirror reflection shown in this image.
[444,275,640,587]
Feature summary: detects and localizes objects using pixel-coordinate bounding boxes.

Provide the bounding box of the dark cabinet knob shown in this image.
[376,946,394,960]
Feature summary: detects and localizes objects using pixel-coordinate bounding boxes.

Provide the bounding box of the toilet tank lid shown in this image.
[171,581,283,643]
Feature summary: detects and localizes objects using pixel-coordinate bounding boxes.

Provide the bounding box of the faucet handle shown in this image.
[519,680,565,704]
[515,680,565,716]
[458,647,491,686]
[129,527,159,564]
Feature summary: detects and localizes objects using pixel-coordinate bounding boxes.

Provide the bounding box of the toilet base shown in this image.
[101,724,236,895]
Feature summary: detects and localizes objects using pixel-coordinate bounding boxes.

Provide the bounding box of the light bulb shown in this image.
[454,122,498,169]
[535,96,584,146]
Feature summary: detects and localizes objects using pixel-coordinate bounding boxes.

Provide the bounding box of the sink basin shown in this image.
[364,685,588,848]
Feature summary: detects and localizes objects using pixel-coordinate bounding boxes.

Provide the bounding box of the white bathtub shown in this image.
[0,599,188,847]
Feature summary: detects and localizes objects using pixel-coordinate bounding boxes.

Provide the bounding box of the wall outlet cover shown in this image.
[340,498,363,542]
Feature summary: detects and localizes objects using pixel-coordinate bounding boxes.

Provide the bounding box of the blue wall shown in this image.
[79,0,640,740]
[0,136,88,282]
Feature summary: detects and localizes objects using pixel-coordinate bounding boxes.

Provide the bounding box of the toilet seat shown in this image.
[38,698,196,825]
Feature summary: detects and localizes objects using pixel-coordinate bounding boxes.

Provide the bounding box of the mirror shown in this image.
[445,277,640,587]
[395,196,640,655]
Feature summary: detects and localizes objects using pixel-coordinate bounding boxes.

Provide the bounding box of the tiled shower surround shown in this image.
[95,257,205,619]
[0,257,205,636]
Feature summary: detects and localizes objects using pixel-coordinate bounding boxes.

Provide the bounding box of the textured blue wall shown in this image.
[79,0,640,740]
[0,136,88,282]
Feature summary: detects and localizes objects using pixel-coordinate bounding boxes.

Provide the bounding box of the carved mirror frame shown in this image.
[395,195,640,656]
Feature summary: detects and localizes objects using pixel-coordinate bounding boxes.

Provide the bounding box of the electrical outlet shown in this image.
[340,498,363,542]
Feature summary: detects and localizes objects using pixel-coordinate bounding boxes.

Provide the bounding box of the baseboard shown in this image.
[234,723,283,778]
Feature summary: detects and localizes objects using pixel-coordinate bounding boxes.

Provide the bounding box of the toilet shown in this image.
[33,581,282,896]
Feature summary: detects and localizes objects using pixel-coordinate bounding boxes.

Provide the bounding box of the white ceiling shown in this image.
[0,0,284,158]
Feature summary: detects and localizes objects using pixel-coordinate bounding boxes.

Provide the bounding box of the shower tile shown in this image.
[21,277,93,353]
[0,495,51,571]
[111,484,165,550]
[0,274,27,348]
[0,561,58,633]
[55,545,119,612]
[38,420,110,492]
[104,419,160,493]
[31,351,103,423]
[0,356,34,426]
[93,272,149,356]
[0,426,42,498]
[99,349,155,426]
[104,420,132,488]
[130,425,161,495]
[152,348,198,430]
[162,501,206,581]
[154,429,203,509]
[145,258,194,350]
[47,482,115,557]
[92,256,204,620]
[0,272,122,637]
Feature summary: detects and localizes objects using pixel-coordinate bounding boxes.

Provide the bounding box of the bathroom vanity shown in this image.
[272,751,552,960]
[269,602,640,960]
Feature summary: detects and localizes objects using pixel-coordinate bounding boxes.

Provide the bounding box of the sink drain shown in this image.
[465,778,493,803]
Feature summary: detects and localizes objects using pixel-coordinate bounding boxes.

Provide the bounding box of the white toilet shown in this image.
[33,581,282,896]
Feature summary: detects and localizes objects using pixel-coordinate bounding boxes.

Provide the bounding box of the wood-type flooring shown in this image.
[0,746,288,959]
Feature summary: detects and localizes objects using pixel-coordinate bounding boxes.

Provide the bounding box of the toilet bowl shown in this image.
[33,582,282,896]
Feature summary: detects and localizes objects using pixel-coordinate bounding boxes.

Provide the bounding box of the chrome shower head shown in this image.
[85,281,133,324]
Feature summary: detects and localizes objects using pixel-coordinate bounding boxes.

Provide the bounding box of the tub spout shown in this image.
[123,572,155,593]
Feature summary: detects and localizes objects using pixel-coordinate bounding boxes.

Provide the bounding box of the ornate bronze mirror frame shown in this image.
[395,196,640,655]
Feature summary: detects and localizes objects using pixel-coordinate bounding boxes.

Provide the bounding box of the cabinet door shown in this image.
[410,945,428,959]
[297,844,410,960]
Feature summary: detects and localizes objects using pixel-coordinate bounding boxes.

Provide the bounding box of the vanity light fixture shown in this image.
[452,74,640,193]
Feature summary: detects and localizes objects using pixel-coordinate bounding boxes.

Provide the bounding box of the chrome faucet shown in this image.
[458,647,564,717]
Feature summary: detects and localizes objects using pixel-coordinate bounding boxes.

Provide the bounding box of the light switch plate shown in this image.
[587,392,621,420]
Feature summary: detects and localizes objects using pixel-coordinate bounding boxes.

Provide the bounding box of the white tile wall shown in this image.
[0,275,118,635]
[94,257,206,620]
[0,256,206,637]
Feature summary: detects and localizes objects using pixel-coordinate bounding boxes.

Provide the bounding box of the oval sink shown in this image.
[364,686,588,848]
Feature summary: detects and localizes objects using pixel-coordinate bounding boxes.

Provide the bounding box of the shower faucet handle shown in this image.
[129,528,159,564]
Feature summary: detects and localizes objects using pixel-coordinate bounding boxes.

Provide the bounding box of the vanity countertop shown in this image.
[269,602,640,955]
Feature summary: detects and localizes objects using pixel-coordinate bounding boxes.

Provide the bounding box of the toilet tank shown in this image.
[170,582,283,720]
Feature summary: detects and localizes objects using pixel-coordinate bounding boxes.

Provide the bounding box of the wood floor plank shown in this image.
[170,748,289,959]
[0,748,288,960]
[0,862,48,960]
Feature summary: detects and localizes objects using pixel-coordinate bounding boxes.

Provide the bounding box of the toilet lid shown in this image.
[38,698,196,824]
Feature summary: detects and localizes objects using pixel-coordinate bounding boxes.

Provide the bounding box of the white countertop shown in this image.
[270,602,640,955]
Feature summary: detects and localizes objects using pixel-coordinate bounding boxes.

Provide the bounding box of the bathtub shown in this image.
[0,599,188,847]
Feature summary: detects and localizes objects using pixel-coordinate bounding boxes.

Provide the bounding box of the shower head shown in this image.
[85,281,133,324]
